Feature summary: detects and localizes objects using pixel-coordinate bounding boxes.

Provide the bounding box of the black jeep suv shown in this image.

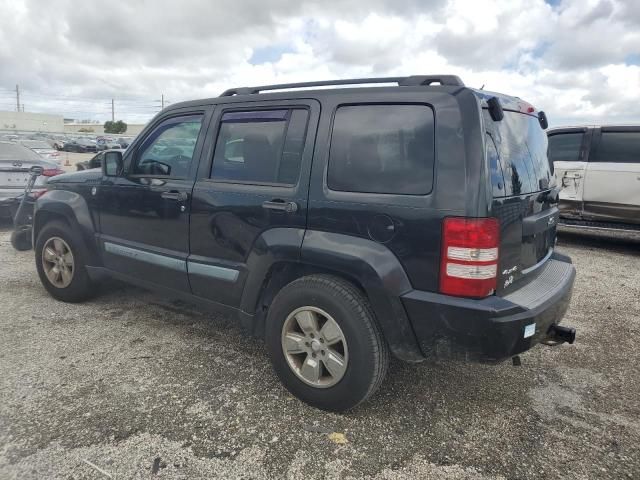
[31,76,576,411]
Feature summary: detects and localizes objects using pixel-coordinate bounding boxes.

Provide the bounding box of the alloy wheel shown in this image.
[281,306,349,388]
[41,237,74,288]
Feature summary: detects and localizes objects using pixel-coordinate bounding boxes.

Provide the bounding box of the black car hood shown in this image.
[47,168,102,185]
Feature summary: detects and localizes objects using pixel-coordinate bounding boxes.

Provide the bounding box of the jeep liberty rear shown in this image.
[32,75,575,411]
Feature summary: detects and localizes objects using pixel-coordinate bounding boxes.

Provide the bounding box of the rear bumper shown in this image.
[402,253,576,362]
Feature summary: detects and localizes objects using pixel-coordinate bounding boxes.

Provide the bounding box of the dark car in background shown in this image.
[0,141,63,220]
[76,150,124,171]
[61,138,97,153]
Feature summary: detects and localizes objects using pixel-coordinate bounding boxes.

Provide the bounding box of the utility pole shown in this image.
[155,94,169,111]
[111,98,115,122]
[16,84,20,112]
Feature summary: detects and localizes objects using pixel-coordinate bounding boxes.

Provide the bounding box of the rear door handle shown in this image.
[161,191,188,201]
[262,199,298,213]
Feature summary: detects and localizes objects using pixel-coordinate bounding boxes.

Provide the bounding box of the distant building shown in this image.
[0,110,146,135]
[0,110,64,132]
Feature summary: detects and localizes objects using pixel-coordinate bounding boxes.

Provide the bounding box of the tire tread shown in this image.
[271,274,389,409]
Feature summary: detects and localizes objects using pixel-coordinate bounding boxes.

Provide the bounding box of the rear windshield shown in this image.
[0,143,43,161]
[486,111,552,197]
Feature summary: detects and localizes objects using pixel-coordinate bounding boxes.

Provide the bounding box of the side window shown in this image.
[590,131,640,163]
[132,114,203,177]
[547,133,584,163]
[211,109,309,185]
[327,104,435,195]
[486,134,506,197]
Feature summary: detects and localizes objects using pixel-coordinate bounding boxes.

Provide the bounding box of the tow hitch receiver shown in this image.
[542,324,576,346]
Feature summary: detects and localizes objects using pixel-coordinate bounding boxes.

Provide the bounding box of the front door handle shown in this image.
[262,199,298,213]
[161,191,188,201]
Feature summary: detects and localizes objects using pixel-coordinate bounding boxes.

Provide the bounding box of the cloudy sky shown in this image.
[0,0,638,126]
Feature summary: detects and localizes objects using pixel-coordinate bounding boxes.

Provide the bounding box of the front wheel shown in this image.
[35,221,94,302]
[265,274,389,411]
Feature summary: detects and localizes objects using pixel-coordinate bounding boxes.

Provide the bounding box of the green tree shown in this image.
[78,127,94,133]
[104,120,127,134]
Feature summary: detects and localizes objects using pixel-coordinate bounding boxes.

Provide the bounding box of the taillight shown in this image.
[42,168,64,177]
[439,217,500,298]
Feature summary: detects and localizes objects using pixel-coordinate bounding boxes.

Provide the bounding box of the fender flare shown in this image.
[241,228,423,362]
[33,190,101,266]
[240,227,305,313]
[300,230,422,362]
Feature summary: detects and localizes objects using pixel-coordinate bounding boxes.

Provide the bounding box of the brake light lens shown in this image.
[42,168,64,177]
[440,217,500,298]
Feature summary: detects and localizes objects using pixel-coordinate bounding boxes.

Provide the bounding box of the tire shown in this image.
[265,274,389,412]
[10,228,32,251]
[34,220,94,302]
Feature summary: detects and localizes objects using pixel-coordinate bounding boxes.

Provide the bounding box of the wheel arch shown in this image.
[33,190,101,266]
[241,229,424,362]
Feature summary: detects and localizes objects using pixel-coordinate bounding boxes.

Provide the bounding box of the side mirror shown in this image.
[103,151,123,177]
[538,111,549,130]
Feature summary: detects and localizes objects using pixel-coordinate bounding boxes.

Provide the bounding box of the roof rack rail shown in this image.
[219,75,464,96]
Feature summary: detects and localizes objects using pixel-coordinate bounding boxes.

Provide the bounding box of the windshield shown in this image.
[0,142,43,161]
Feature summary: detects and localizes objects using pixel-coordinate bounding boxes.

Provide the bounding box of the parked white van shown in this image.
[548,126,640,229]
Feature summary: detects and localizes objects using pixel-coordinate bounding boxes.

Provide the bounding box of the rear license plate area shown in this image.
[0,172,29,186]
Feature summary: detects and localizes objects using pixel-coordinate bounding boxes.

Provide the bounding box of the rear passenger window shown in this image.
[327,104,435,195]
[590,131,640,163]
[548,133,584,162]
[211,109,309,185]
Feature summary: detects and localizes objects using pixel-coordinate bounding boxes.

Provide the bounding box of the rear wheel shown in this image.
[265,274,388,411]
[35,221,93,302]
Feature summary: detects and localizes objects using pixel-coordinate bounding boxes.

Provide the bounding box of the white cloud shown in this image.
[0,0,638,126]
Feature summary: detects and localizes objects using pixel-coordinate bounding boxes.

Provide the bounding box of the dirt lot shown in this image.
[0,223,638,479]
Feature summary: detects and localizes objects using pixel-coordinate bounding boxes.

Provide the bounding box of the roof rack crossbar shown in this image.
[219,75,464,96]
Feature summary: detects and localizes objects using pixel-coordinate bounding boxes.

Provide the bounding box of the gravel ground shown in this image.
[0,223,638,479]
